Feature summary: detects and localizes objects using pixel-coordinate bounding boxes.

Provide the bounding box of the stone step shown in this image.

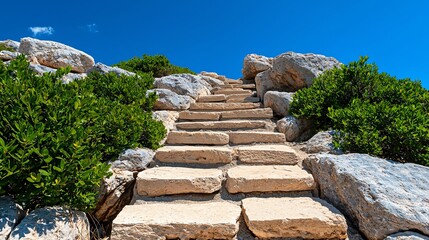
[221,108,273,120]
[242,197,348,239]
[197,94,226,102]
[155,146,233,164]
[190,102,261,111]
[166,131,229,145]
[226,79,243,84]
[176,120,267,131]
[179,108,273,121]
[236,144,299,165]
[228,132,285,144]
[136,167,223,196]
[219,84,256,89]
[226,165,315,194]
[227,92,256,99]
[111,202,241,240]
[225,96,260,103]
[213,89,252,95]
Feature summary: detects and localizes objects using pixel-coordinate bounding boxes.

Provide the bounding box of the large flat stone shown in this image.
[179,111,221,121]
[197,94,226,102]
[111,202,241,240]
[228,132,285,144]
[190,102,261,111]
[226,96,260,103]
[236,144,299,164]
[213,89,252,95]
[176,120,267,131]
[167,131,229,145]
[226,165,315,193]
[136,167,223,196]
[219,84,256,89]
[221,108,273,119]
[155,146,233,164]
[242,197,348,239]
[304,153,429,240]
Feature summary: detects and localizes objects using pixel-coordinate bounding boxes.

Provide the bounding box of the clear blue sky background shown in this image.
[1,0,428,89]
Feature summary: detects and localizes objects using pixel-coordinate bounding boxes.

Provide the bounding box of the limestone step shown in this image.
[197,94,226,102]
[179,111,221,121]
[190,102,261,111]
[219,84,256,89]
[225,165,315,193]
[228,132,285,144]
[227,92,256,99]
[136,167,223,196]
[221,108,273,120]
[235,144,299,165]
[226,79,243,84]
[179,108,273,121]
[166,131,229,145]
[213,89,252,95]
[111,202,241,240]
[242,197,348,239]
[155,146,233,164]
[225,96,260,103]
[176,120,267,131]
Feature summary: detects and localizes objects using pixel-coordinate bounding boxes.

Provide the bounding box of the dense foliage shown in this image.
[0,43,15,52]
[290,57,429,166]
[114,54,195,77]
[0,56,165,211]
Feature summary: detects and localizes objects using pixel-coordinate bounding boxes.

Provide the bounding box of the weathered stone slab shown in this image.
[179,111,221,121]
[155,146,233,164]
[167,131,229,145]
[226,96,260,103]
[214,89,252,95]
[197,94,226,102]
[226,165,315,193]
[221,108,273,120]
[175,120,266,131]
[242,197,348,239]
[136,167,223,196]
[190,102,261,111]
[228,132,285,144]
[111,202,241,240]
[236,144,299,164]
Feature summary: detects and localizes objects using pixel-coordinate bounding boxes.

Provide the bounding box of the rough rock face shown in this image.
[154,73,212,99]
[152,110,180,145]
[263,91,294,116]
[277,115,312,142]
[385,232,429,240]
[149,88,194,110]
[242,54,273,80]
[18,37,95,73]
[255,52,341,97]
[0,197,25,239]
[110,148,155,172]
[87,62,135,76]
[93,169,135,225]
[300,131,339,154]
[0,39,20,51]
[200,71,227,82]
[9,207,90,240]
[28,63,87,84]
[304,154,429,240]
[0,50,19,61]
[199,74,225,88]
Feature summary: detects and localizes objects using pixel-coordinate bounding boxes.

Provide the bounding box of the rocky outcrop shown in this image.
[149,88,194,110]
[0,50,19,61]
[87,63,135,76]
[200,71,227,82]
[0,197,25,239]
[242,54,273,80]
[385,232,429,240]
[28,63,86,84]
[255,52,341,98]
[263,91,294,116]
[0,40,19,51]
[152,111,179,132]
[304,154,429,240]
[110,148,155,172]
[300,131,338,154]
[18,37,95,73]
[199,74,225,88]
[277,115,312,142]
[9,207,90,240]
[154,73,211,99]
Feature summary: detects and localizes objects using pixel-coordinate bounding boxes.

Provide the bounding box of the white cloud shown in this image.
[87,23,99,33]
[29,26,54,36]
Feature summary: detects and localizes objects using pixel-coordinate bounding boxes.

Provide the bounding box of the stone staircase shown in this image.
[111,81,348,239]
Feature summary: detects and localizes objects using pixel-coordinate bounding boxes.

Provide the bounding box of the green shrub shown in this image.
[0,55,166,211]
[0,43,15,52]
[290,57,429,166]
[114,54,195,77]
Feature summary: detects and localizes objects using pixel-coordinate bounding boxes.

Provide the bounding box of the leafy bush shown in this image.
[290,57,429,166]
[0,55,166,211]
[114,54,195,77]
[0,43,15,52]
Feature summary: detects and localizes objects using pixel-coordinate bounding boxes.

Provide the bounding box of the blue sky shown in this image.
[1,0,429,89]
